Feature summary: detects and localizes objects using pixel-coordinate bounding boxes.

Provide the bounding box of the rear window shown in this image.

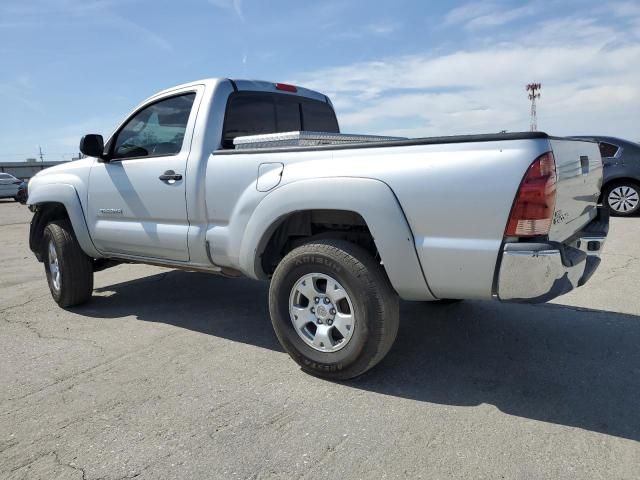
[599,142,619,158]
[276,98,302,132]
[222,94,277,148]
[301,101,339,132]
[222,92,338,149]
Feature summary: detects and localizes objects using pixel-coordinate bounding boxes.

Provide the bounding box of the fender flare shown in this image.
[239,177,435,301]
[28,183,101,258]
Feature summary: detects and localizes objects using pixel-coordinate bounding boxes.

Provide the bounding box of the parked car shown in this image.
[571,136,640,216]
[26,78,608,379]
[15,181,28,204]
[0,173,24,201]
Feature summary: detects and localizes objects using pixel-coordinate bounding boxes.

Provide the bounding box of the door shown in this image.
[0,173,20,198]
[87,91,198,261]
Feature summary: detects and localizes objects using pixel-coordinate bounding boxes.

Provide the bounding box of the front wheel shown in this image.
[604,181,640,216]
[269,239,399,380]
[43,220,94,307]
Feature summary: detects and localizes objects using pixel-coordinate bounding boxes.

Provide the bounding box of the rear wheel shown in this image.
[604,181,640,216]
[269,239,399,380]
[43,220,94,307]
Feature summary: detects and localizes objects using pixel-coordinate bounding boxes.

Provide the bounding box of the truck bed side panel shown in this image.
[209,134,601,301]
[242,139,547,300]
[330,140,551,299]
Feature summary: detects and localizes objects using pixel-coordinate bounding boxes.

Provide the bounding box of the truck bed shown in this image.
[228,131,602,244]
[214,130,603,299]
[223,131,554,154]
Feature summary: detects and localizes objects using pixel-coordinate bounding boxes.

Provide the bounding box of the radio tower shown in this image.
[526,82,542,131]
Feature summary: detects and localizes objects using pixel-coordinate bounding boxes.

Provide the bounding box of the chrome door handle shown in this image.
[159,170,182,183]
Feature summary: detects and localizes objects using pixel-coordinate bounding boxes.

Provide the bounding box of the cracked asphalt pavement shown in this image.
[1,200,639,479]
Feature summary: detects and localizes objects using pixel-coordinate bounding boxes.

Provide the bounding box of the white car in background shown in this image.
[0,173,24,201]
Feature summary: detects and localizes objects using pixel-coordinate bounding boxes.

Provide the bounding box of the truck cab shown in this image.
[74,79,340,262]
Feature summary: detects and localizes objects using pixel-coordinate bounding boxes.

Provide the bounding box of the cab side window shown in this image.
[112,93,196,159]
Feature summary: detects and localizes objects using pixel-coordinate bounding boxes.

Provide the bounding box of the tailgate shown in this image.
[548,138,603,242]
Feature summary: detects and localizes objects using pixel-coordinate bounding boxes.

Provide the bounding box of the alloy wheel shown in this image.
[48,240,61,292]
[288,273,356,353]
[608,185,639,214]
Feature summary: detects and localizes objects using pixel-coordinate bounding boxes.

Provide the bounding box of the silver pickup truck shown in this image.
[27,78,608,379]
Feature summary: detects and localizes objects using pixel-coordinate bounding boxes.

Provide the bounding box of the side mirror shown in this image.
[79,134,106,160]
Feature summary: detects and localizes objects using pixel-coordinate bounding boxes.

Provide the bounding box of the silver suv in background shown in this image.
[0,173,25,201]
[572,136,640,216]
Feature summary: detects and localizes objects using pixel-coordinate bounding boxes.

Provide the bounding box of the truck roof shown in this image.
[147,78,330,105]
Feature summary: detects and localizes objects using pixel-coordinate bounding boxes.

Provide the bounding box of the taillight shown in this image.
[505,152,557,237]
[275,83,297,93]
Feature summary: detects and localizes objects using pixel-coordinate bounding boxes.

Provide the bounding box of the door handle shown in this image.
[159,170,183,183]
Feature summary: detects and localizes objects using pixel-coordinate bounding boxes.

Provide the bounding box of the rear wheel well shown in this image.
[260,210,379,276]
[30,202,70,261]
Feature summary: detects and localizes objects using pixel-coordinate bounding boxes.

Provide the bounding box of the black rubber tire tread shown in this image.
[269,239,399,380]
[43,220,94,307]
[603,180,640,217]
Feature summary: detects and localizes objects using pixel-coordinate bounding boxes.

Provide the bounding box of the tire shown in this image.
[269,239,399,380]
[603,181,640,216]
[43,220,94,307]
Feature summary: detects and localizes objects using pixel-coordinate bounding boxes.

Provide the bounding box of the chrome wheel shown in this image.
[288,273,355,353]
[608,185,639,214]
[48,240,61,292]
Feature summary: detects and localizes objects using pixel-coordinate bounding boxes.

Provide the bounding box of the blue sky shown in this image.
[2,0,639,161]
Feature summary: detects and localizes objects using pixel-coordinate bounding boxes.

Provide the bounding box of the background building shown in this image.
[0,160,71,181]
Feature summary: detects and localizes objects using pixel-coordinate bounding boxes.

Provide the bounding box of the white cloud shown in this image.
[208,0,244,22]
[465,4,537,29]
[445,2,497,25]
[103,14,173,52]
[0,0,173,51]
[364,23,399,35]
[330,22,400,41]
[295,8,640,139]
[445,1,536,29]
[609,1,640,17]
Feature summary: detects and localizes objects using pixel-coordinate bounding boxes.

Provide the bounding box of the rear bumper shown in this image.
[496,207,609,303]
